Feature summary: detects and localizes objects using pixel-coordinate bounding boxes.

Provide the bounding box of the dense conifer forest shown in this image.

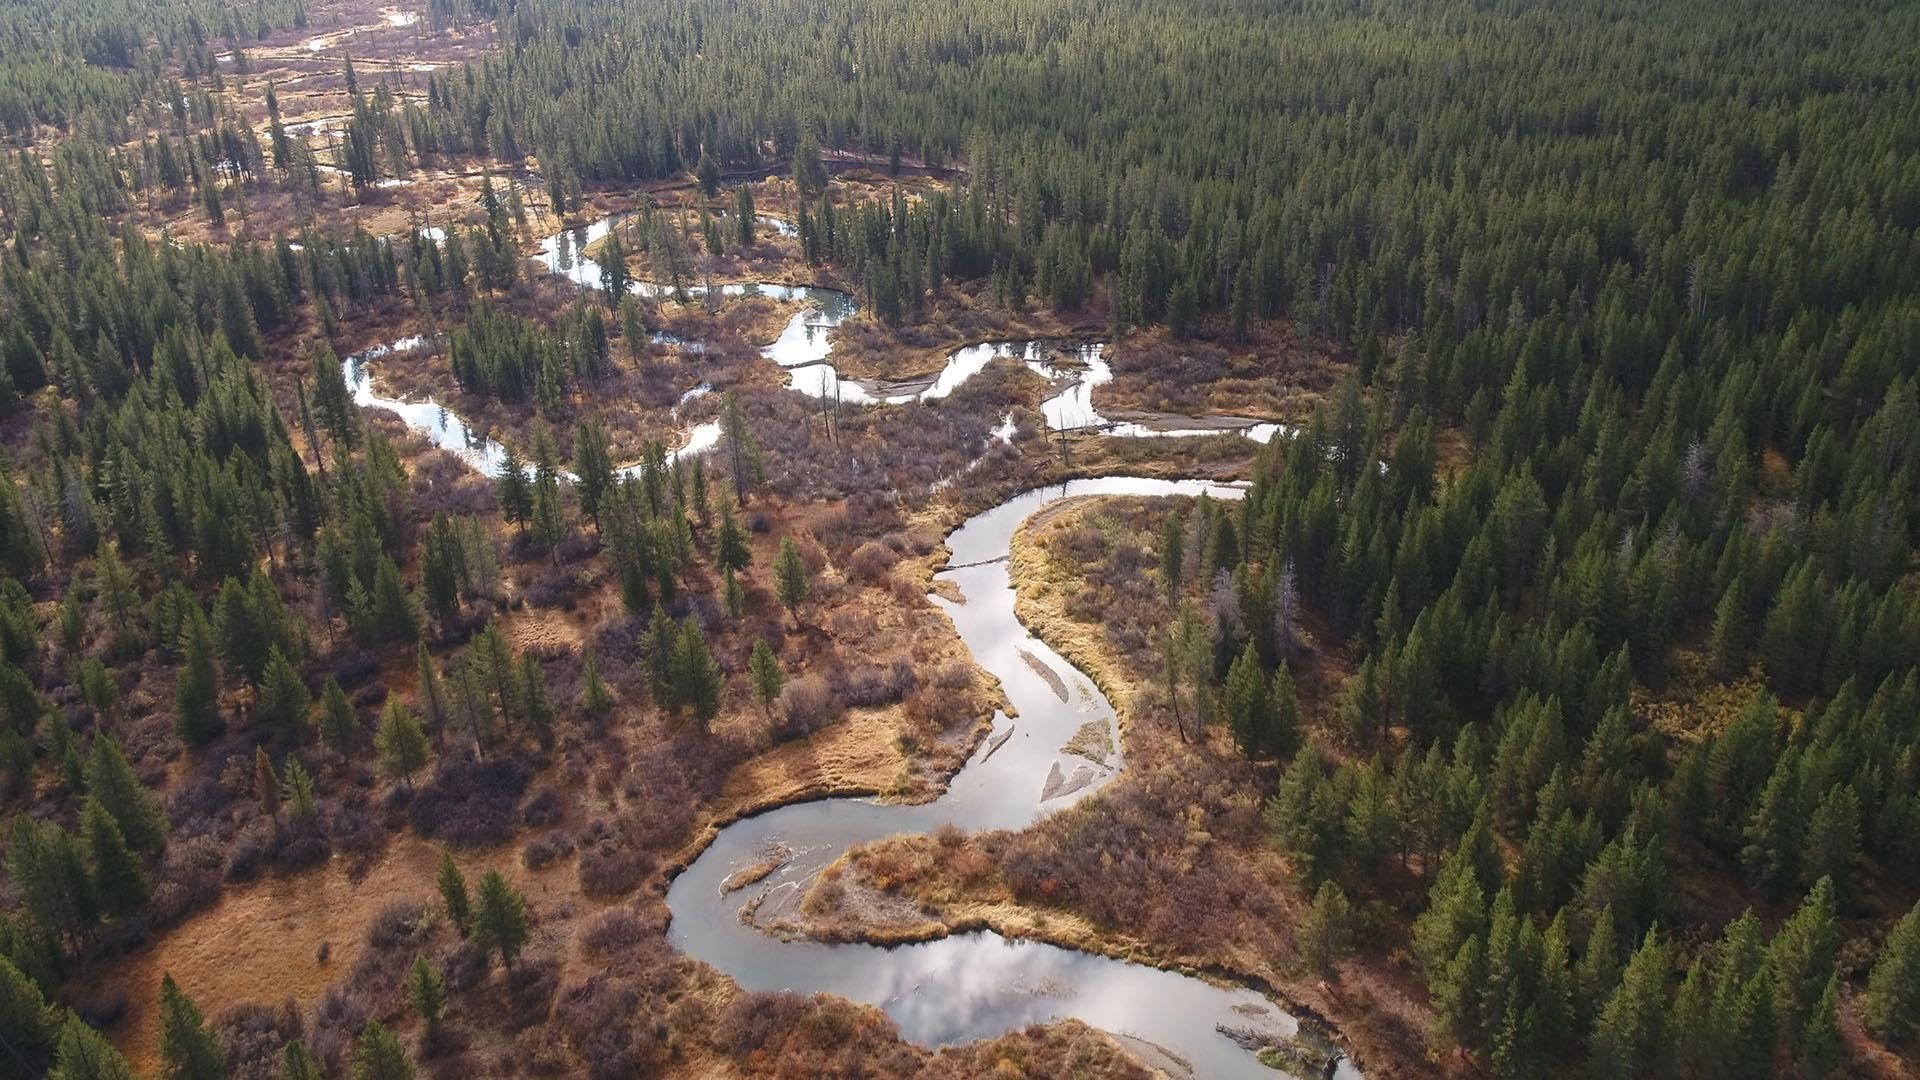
[0,0,1918,1077]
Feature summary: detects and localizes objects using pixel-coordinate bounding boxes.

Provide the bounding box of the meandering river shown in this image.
[343,213,1350,1076]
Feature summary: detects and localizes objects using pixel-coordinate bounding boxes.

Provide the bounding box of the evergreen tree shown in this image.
[157,974,226,1080]
[579,650,614,717]
[1298,880,1354,978]
[1771,877,1840,1048]
[748,639,784,717]
[1267,661,1303,759]
[436,853,471,935]
[375,701,429,790]
[349,1020,413,1080]
[0,955,55,1072]
[1587,928,1670,1079]
[255,647,310,739]
[1223,641,1268,757]
[279,758,317,821]
[80,798,146,918]
[774,538,810,624]
[278,1041,322,1080]
[1865,900,1920,1044]
[318,677,358,759]
[472,870,529,969]
[516,652,554,747]
[406,954,444,1026]
[364,556,419,643]
[84,736,164,853]
[47,1012,137,1080]
[723,566,746,619]
[415,644,450,744]
[174,611,222,745]
[672,618,724,727]
[9,819,97,947]
[1159,513,1184,603]
[1802,785,1860,897]
[497,447,532,531]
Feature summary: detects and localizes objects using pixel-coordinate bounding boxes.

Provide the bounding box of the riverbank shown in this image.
[761,492,1435,1078]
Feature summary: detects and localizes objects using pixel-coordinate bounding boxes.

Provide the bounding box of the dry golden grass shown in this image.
[93,836,566,1074]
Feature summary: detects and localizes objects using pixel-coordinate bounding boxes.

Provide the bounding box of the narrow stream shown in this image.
[340,215,1351,1074]
[668,478,1356,1078]
[347,212,1285,476]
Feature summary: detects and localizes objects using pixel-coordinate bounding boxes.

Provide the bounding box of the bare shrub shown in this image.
[774,675,840,740]
[579,908,645,956]
[848,541,898,584]
[436,939,490,993]
[521,787,565,827]
[554,975,669,1079]
[505,952,562,1031]
[522,831,575,869]
[408,752,533,847]
[307,984,367,1075]
[216,1000,303,1080]
[578,841,654,897]
[146,835,226,928]
[832,657,918,708]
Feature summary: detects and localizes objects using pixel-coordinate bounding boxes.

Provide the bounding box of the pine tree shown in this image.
[158,973,226,1080]
[1298,880,1354,978]
[597,229,630,300]
[278,1041,323,1080]
[256,647,310,738]
[375,701,430,790]
[0,953,55,1071]
[406,954,444,1026]
[80,798,146,918]
[349,1020,413,1080]
[437,853,471,934]
[716,500,751,571]
[1865,900,1920,1044]
[1223,641,1268,757]
[48,1011,137,1080]
[1267,661,1303,759]
[1159,513,1184,603]
[415,644,449,744]
[1575,907,1623,1029]
[497,446,532,531]
[1771,877,1840,1048]
[9,819,97,946]
[579,650,614,717]
[472,870,529,969]
[1414,847,1487,977]
[748,640,783,717]
[1340,656,1385,750]
[173,607,219,749]
[723,566,746,619]
[85,736,165,853]
[1799,971,1842,1078]
[774,538,809,625]
[1587,928,1670,1079]
[366,557,419,643]
[517,652,554,747]
[319,677,358,759]
[1801,785,1860,897]
[279,758,317,821]
[1707,574,1748,679]
[673,618,724,727]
